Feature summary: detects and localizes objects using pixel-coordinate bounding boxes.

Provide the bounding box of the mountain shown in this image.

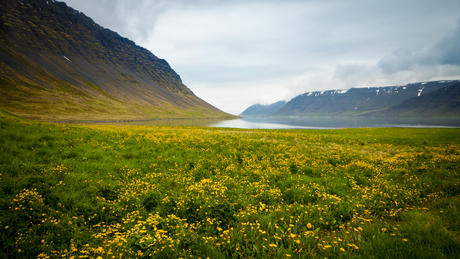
[372,82,460,116]
[239,101,286,117]
[271,80,460,117]
[0,0,232,121]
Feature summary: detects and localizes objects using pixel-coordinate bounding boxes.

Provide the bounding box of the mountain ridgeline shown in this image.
[239,101,286,117]
[240,80,460,117]
[0,0,231,121]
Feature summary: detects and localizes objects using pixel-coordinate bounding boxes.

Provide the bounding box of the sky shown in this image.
[63,0,460,115]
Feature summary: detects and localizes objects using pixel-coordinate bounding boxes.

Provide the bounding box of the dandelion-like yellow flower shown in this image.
[307,223,312,228]
[340,247,346,252]
[269,244,277,248]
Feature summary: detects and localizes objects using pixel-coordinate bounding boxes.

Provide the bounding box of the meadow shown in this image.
[1,109,460,258]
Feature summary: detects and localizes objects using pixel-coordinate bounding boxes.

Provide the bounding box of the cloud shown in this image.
[430,21,460,66]
[377,50,421,74]
[62,0,460,114]
[141,2,317,81]
[63,0,172,40]
[332,19,460,91]
[377,22,460,74]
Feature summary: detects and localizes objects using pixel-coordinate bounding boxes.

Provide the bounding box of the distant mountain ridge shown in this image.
[240,80,460,117]
[0,0,231,120]
[239,101,286,116]
[371,82,460,116]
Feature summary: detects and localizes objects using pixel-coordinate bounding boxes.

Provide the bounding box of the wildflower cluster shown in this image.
[1,115,460,258]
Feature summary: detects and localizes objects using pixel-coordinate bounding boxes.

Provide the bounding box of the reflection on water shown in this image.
[221,117,460,129]
[81,116,460,129]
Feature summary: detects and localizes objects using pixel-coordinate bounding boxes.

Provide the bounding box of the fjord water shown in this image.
[206,116,460,129]
[85,116,460,129]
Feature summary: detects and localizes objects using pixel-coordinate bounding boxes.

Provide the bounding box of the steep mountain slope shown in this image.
[239,101,286,117]
[0,0,231,121]
[372,82,460,116]
[272,80,459,116]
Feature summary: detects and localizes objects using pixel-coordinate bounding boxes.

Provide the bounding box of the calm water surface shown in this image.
[84,116,460,129]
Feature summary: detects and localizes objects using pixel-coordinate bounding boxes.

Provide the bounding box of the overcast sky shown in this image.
[63,0,460,115]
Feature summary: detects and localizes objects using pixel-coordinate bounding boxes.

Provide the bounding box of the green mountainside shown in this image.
[371,82,460,116]
[241,80,460,117]
[0,0,232,121]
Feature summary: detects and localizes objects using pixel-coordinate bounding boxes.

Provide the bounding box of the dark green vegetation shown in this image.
[0,0,232,121]
[1,110,460,258]
[241,80,460,117]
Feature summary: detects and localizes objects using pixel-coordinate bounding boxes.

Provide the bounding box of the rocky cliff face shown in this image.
[0,0,230,120]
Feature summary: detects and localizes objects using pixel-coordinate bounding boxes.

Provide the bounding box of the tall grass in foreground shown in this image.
[1,110,460,258]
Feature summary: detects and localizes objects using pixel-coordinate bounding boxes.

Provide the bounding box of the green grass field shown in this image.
[1,109,460,258]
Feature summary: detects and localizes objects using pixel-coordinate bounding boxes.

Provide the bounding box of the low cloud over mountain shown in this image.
[378,20,460,73]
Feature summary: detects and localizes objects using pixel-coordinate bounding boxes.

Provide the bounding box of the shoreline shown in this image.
[47,116,241,124]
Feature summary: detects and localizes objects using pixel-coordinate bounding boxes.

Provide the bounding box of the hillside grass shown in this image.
[1,110,460,258]
[0,75,231,122]
[0,44,234,122]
